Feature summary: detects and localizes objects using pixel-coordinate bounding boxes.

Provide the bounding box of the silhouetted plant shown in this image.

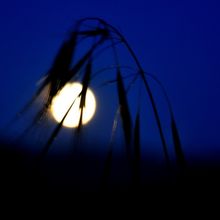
[11,17,186,190]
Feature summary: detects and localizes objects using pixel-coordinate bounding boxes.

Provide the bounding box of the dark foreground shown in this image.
[0,139,220,198]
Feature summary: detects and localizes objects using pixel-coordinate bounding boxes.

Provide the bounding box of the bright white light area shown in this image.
[50,82,96,128]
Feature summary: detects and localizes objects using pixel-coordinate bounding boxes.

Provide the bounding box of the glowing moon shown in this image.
[50,82,96,128]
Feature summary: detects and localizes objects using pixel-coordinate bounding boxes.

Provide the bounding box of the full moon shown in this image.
[50,82,96,128]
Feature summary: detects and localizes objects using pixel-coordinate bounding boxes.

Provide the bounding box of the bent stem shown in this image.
[77,17,171,168]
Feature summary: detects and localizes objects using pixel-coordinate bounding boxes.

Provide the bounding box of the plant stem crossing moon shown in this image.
[50,82,96,128]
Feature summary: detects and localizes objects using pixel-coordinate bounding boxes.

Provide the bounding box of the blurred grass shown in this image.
[5,17,186,192]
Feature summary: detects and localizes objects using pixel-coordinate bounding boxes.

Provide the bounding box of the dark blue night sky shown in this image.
[0,0,220,188]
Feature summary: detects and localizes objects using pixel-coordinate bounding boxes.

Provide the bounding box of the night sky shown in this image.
[0,0,220,192]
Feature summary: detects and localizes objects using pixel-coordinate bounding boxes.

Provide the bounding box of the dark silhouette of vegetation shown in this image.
[6,17,186,192]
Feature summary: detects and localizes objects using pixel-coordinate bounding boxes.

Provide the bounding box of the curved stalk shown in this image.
[76,17,171,167]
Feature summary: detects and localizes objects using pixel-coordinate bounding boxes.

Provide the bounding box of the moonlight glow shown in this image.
[50,82,96,128]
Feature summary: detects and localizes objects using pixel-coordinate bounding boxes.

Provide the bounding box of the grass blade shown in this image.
[38,32,103,108]
[38,97,77,160]
[101,108,120,190]
[77,59,92,132]
[43,32,78,104]
[49,31,78,80]
[53,37,104,99]
[78,28,108,37]
[171,117,186,169]
[80,60,91,108]
[116,69,132,154]
[12,31,79,121]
